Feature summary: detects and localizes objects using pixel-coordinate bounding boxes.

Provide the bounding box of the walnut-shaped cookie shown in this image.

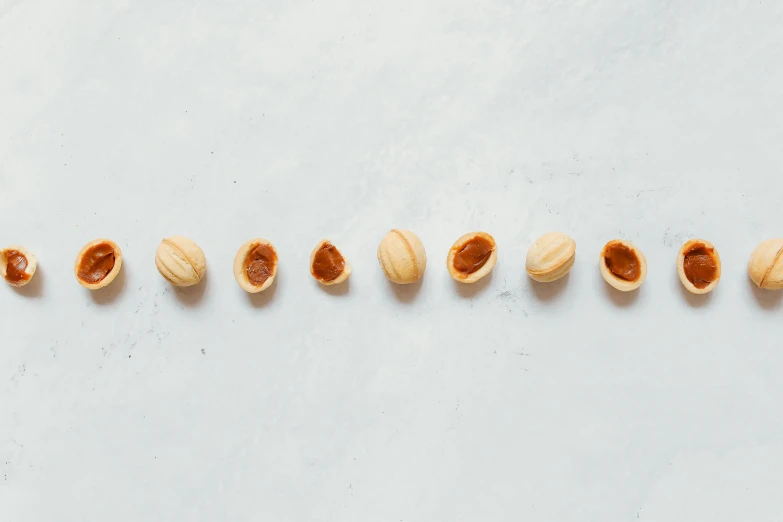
[377,229,426,284]
[525,232,576,282]
[155,236,206,287]
[748,238,783,290]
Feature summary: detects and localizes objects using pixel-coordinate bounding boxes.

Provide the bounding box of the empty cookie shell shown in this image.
[677,239,721,294]
[599,239,647,292]
[310,240,351,285]
[446,232,497,283]
[234,238,278,293]
[74,239,123,290]
[0,245,37,287]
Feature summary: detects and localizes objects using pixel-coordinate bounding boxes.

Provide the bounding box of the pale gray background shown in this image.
[2,1,782,521]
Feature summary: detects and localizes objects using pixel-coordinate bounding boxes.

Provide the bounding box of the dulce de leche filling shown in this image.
[312,243,345,282]
[453,236,494,274]
[77,243,116,284]
[244,243,277,286]
[683,245,718,289]
[5,250,30,284]
[603,243,641,281]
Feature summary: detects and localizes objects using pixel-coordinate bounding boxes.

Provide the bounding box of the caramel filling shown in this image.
[603,243,641,282]
[5,250,30,284]
[312,243,345,282]
[244,243,277,286]
[77,243,116,284]
[683,245,718,289]
[453,236,493,274]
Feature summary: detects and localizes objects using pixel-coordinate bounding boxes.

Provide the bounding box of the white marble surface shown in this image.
[2,1,783,520]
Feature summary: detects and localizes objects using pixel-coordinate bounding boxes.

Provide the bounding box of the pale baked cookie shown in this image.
[446,232,497,283]
[310,239,351,285]
[155,236,206,287]
[748,238,783,290]
[599,239,647,292]
[74,239,122,290]
[234,238,278,293]
[677,239,721,294]
[377,229,426,284]
[0,245,37,287]
[525,232,576,282]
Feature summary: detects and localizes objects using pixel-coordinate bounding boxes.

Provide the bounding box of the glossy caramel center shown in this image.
[77,243,116,284]
[245,243,277,286]
[683,245,718,289]
[5,250,29,284]
[312,243,345,282]
[604,243,641,281]
[453,236,493,274]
